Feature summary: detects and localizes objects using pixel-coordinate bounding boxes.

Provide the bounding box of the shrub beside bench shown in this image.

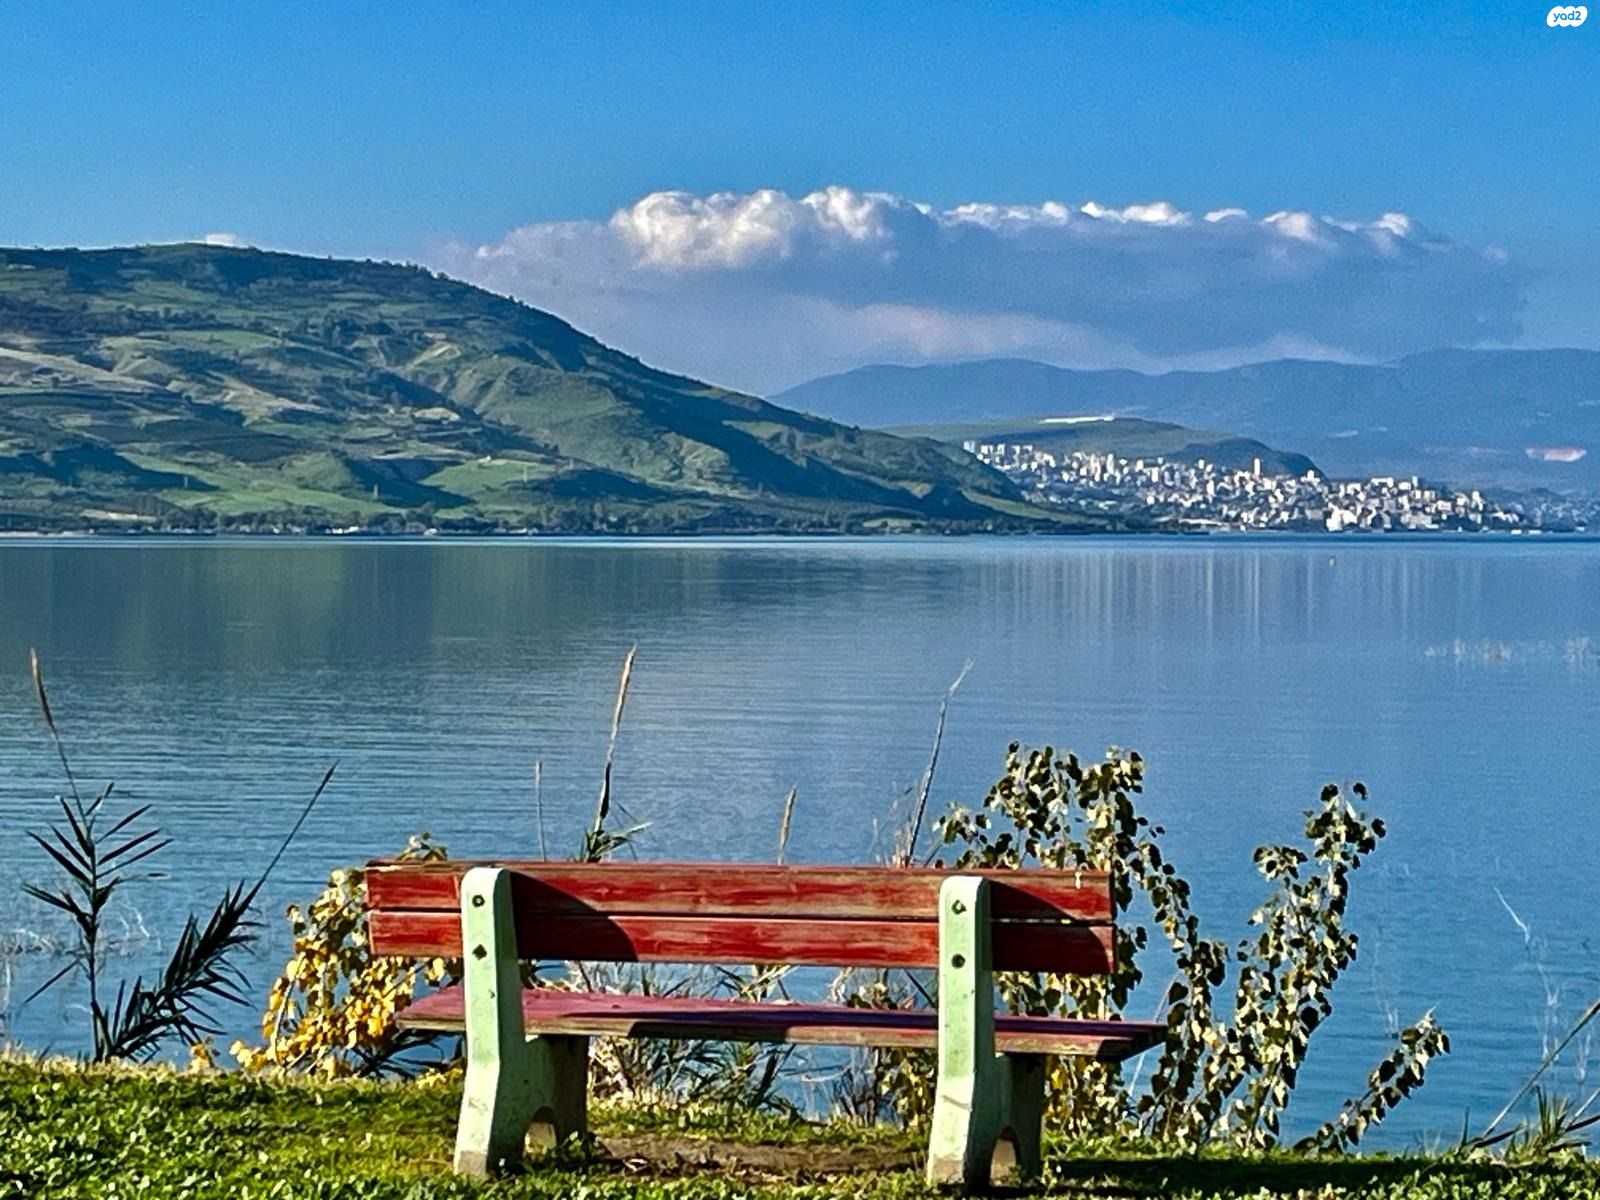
[364,860,1164,1191]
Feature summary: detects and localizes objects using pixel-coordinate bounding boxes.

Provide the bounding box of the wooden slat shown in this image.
[363,861,1112,923]
[368,909,1116,973]
[398,985,1165,1061]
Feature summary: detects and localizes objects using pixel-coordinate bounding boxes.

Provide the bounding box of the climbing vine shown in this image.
[923,743,1448,1148]
[231,833,457,1078]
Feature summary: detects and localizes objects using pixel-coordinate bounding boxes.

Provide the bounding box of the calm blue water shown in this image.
[1,534,1597,1145]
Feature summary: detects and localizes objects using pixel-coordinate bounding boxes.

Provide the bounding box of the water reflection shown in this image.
[1,536,1598,1142]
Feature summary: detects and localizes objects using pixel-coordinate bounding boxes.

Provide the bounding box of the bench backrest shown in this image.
[365,861,1116,974]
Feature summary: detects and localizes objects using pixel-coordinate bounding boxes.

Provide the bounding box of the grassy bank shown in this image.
[0,1061,1594,1199]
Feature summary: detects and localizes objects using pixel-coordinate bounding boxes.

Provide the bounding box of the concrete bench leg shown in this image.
[525,1034,589,1150]
[927,875,1046,1190]
[453,867,589,1175]
[995,1052,1046,1183]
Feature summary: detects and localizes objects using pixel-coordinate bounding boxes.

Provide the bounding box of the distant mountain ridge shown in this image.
[0,245,1104,533]
[776,351,1600,489]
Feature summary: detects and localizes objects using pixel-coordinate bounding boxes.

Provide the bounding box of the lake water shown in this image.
[1,534,1598,1145]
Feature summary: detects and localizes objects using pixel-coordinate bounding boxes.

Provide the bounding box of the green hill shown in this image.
[0,245,1102,534]
[886,416,1318,476]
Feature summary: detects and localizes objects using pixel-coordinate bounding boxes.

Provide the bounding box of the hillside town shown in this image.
[969,441,1536,532]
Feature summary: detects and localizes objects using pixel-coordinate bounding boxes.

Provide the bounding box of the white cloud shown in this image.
[200,231,247,247]
[1080,200,1190,225]
[434,186,1523,395]
[608,190,798,268]
[1262,211,1328,244]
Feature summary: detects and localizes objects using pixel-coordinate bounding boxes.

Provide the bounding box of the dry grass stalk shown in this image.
[533,758,548,859]
[593,644,637,836]
[30,648,82,807]
[897,658,973,866]
[776,786,797,865]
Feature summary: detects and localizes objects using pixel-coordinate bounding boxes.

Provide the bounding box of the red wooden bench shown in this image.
[364,860,1165,1191]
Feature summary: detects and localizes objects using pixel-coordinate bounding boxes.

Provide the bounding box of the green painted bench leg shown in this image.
[927,874,1008,1192]
[453,867,593,1176]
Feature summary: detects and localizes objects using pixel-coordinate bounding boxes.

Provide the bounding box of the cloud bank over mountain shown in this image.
[435,186,1524,395]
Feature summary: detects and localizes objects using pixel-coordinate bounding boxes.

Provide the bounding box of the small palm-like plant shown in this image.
[22,648,330,1061]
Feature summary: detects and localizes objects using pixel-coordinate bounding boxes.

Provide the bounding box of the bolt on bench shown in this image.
[364,860,1165,1191]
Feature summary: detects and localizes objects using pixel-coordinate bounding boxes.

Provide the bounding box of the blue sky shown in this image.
[2,1,1595,391]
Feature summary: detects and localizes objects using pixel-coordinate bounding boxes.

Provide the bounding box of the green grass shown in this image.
[0,1061,1593,1199]
[426,458,563,493]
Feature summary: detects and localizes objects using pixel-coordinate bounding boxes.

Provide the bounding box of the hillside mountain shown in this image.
[0,245,1091,534]
[886,416,1317,477]
[776,352,1600,489]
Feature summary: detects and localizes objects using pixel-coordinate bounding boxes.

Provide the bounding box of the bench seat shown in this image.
[401,984,1166,1060]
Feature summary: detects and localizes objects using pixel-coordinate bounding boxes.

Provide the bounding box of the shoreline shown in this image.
[3,527,1600,547]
